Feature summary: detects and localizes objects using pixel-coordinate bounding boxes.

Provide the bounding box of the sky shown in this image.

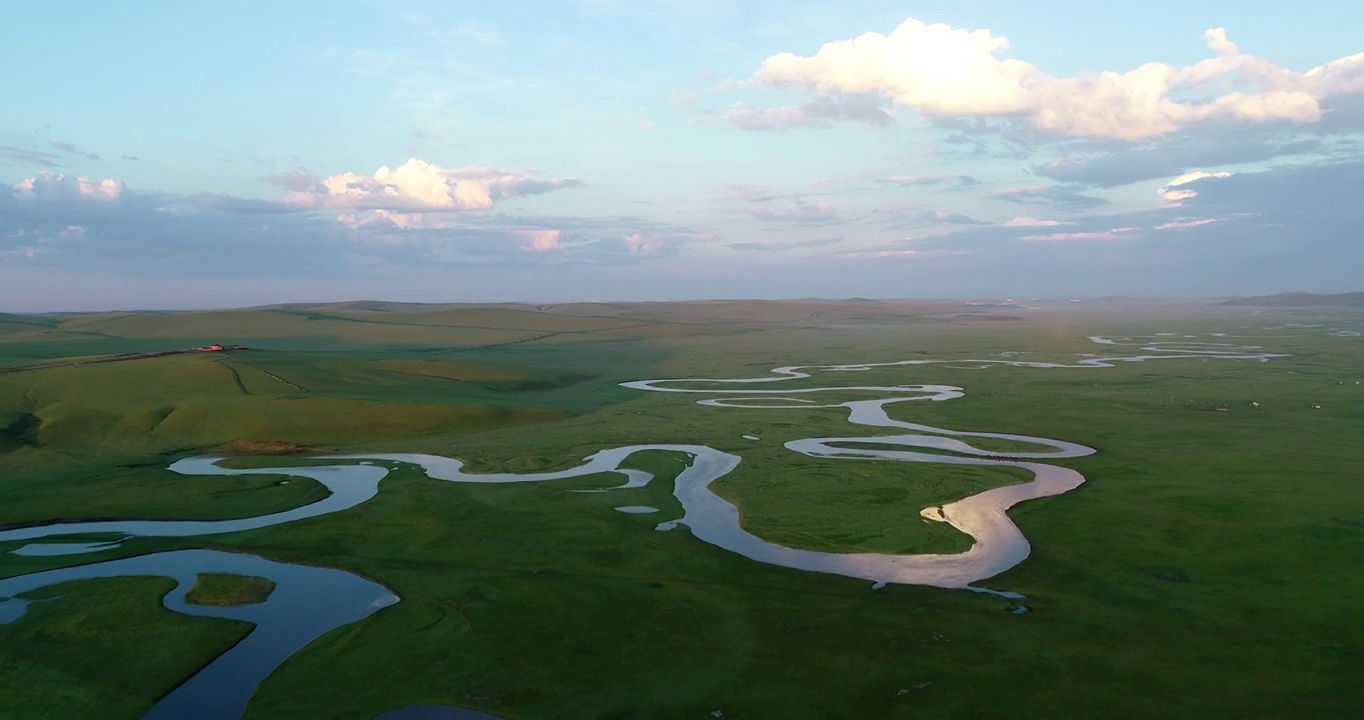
[3,0,1363,311]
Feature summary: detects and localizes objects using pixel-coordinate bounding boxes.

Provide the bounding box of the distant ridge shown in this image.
[1220,292,1364,307]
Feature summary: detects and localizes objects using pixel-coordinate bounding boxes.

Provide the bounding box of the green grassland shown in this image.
[0,299,1362,717]
[0,576,251,717]
[185,573,276,607]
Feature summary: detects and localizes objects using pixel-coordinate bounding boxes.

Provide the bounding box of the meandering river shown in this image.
[0,335,1289,716]
[0,549,396,719]
[1,335,1286,592]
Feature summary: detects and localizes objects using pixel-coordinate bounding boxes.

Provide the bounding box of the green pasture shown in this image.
[0,576,250,717]
[185,573,276,607]
[0,300,1361,717]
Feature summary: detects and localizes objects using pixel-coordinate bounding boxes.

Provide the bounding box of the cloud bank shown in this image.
[742,19,1364,139]
[280,157,582,212]
[11,172,124,202]
[0,165,705,275]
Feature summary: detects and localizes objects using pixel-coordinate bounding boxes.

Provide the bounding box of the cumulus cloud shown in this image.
[1158,171,1231,204]
[337,209,455,230]
[743,19,1364,139]
[327,209,714,265]
[928,211,987,225]
[1,169,711,276]
[0,171,353,274]
[758,20,1032,115]
[624,232,667,255]
[282,157,582,212]
[519,229,563,252]
[11,172,124,202]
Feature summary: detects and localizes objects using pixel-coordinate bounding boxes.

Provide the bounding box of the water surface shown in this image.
[0,549,397,719]
[2,335,1287,594]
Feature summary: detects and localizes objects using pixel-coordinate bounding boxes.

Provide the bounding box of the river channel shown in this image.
[0,336,1289,716]
[0,549,396,719]
[1,335,1286,592]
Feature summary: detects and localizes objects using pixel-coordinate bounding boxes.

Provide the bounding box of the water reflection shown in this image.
[0,549,397,719]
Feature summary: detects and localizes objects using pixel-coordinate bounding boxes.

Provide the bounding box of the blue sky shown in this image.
[3,1,1363,310]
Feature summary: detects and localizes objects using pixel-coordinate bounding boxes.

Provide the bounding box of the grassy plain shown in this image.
[0,576,251,717]
[185,573,276,607]
[0,299,1362,717]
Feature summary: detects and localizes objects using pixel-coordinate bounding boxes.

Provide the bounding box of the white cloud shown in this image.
[284,157,580,212]
[1158,171,1231,204]
[11,172,124,202]
[1004,216,1074,227]
[1154,218,1218,230]
[745,19,1364,139]
[1021,227,1137,242]
[616,230,711,257]
[0,167,720,276]
[519,229,563,252]
[624,232,666,255]
[758,20,1031,116]
[337,209,455,230]
[1303,52,1364,96]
